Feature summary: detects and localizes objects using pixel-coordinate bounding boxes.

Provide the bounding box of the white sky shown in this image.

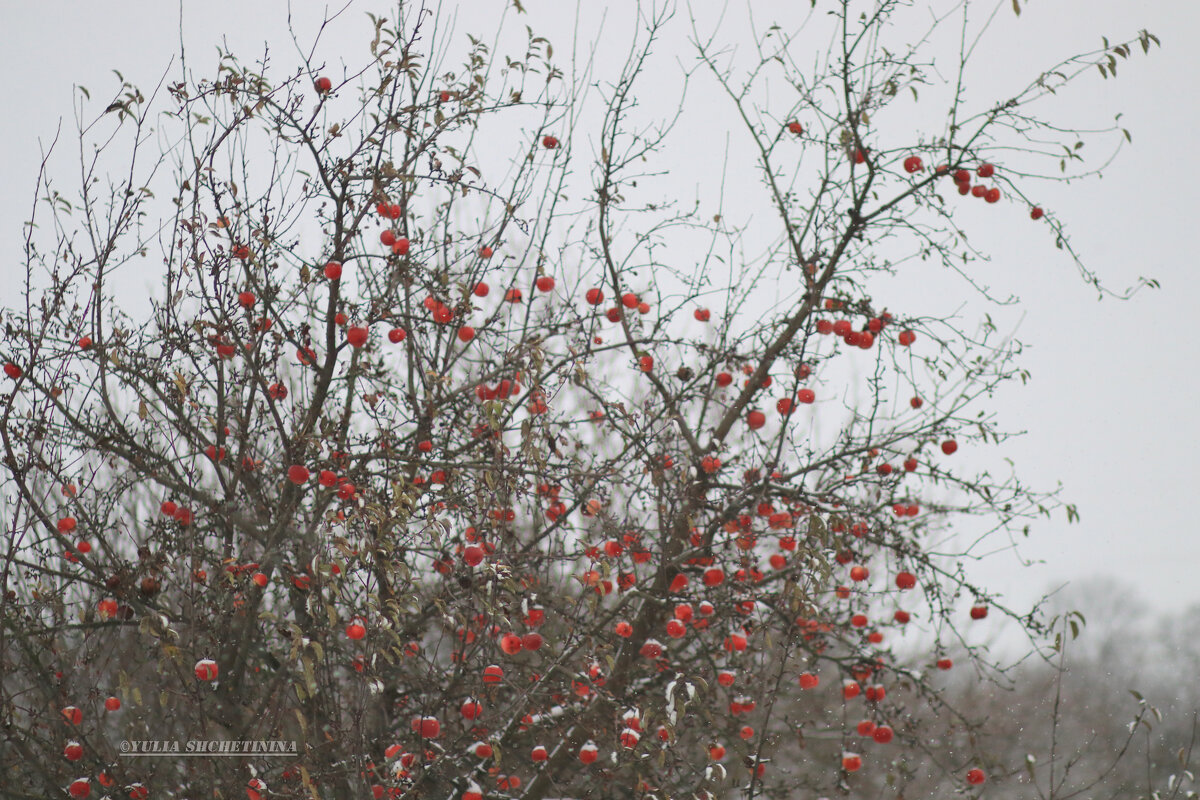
[2,0,1197,621]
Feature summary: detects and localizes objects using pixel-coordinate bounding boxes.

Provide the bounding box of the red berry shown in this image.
[694,308,711,321]
[895,571,916,590]
[315,76,332,92]
[542,135,559,149]
[747,410,766,430]
[1031,206,1045,220]
[323,261,342,280]
[346,622,366,640]
[287,465,310,484]
[976,163,995,178]
[787,121,803,135]
[536,276,555,292]
[966,768,986,785]
[941,439,958,455]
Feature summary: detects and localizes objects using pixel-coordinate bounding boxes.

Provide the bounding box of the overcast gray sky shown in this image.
[2,0,1197,619]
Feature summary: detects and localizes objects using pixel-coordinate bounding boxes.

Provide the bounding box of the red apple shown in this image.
[194,659,219,681]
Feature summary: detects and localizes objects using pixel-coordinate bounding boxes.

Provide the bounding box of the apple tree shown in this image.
[0,1,1161,798]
